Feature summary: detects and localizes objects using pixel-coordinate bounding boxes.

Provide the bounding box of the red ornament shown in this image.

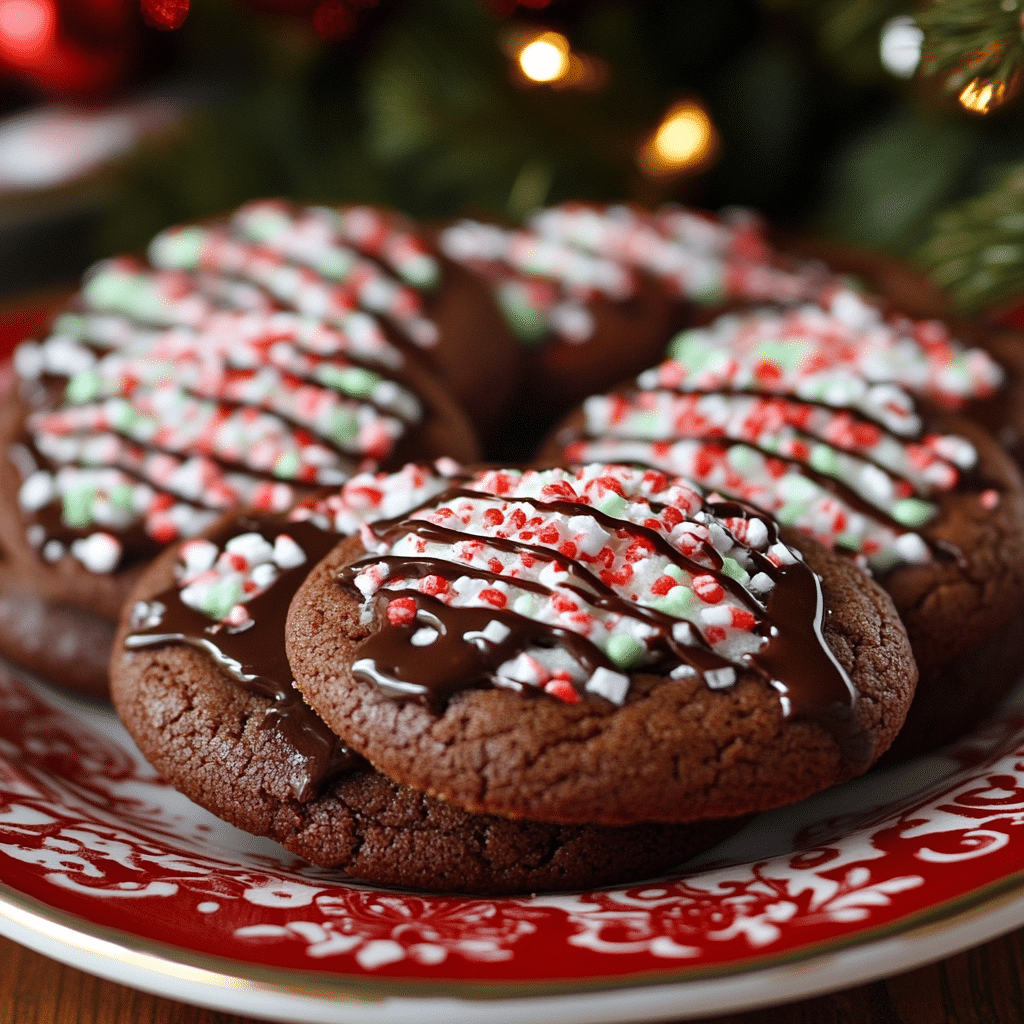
[311,0,355,40]
[141,0,189,30]
[0,0,136,96]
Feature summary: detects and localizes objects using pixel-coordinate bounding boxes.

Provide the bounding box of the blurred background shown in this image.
[1,0,1023,326]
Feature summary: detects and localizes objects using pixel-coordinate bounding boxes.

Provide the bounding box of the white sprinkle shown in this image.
[70,532,121,573]
[893,532,930,564]
[768,542,797,566]
[672,621,699,645]
[496,652,547,688]
[18,471,54,512]
[743,518,769,550]
[12,342,44,380]
[273,533,307,569]
[411,627,439,646]
[704,667,737,690]
[670,664,698,679]
[43,540,65,562]
[225,532,275,566]
[701,605,735,626]
[747,572,774,594]
[480,620,511,644]
[179,538,218,578]
[585,666,631,705]
[250,562,277,589]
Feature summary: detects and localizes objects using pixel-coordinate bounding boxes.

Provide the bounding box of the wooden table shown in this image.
[3,925,1023,1024]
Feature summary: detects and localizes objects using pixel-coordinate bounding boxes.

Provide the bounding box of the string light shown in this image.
[0,0,55,63]
[958,77,1010,113]
[637,100,718,177]
[518,30,570,83]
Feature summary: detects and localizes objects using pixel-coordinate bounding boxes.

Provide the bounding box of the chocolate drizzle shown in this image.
[568,380,982,565]
[125,514,363,800]
[338,479,867,767]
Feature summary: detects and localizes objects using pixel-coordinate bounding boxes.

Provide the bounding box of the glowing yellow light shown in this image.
[518,32,570,83]
[638,101,718,176]
[959,77,1008,114]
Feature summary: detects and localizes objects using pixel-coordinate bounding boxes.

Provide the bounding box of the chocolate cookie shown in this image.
[286,464,916,826]
[147,201,520,438]
[111,480,740,894]
[0,211,482,696]
[436,203,833,437]
[541,334,1024,757]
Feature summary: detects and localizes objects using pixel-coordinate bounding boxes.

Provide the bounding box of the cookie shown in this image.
[286,464,916,826]
[148,200,520,438]
[0,213,481,696]
[540,332,1024,756]
[436,203,833,440]
[111,471,741,893]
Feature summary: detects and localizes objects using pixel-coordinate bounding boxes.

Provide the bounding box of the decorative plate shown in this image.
[0,665,1022,1024]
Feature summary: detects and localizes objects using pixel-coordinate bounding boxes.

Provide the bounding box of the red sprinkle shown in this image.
[419,575,448,596]
[479,588,507,608]
[544,679,581,704]
[692,574,724,604]
[981,489,999,510]
[387,597,417,626]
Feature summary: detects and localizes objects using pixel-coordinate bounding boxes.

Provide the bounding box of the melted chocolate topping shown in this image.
[339,480,868,767]
[125,514,364,801]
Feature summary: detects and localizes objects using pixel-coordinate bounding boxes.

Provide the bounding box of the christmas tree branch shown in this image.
[919,163,1024,313]
[917,0,1024,97]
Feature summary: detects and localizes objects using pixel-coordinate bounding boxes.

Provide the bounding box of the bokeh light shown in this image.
[638,101,718,177]
[518,31,570,83]
[959,78,1010,114]
[879,16,923,79]
[0,0,56,63]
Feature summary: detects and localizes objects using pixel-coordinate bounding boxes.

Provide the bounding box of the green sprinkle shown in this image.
[775,502,804,526]
[837,531,863,552]
[62,485,97,528]
[65,371,101,405]
[497,286,549,344]
[653,586,698,618]
[52,314,85,338]
[241,211,289,243]
[721,557,749,583]
[337,367,381,399]
[598,493,628,518]
[327,408,359,445]
[665,563,691,584]
[892,497,936,528]
[315,249,354,280]
[689,278,725,306]
[809,443,841,476]
[111,483,135,510]
[604,634,645,670]
[273,451,301,479]
[727,444,759,473]
[753,339,811,372]
[152,226,207,269]
[400,255,441,289]
[778,474,817,502]
[667,330,713,368]
[513,594,535,616]
[202,579,244,621]
[83,271,133,312]
[108,400,142,432]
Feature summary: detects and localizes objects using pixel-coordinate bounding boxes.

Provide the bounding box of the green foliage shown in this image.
[918,0,1024,97]
[919,162,1024,313]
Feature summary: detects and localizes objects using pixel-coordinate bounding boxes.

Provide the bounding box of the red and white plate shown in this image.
[0,666,1022,1023]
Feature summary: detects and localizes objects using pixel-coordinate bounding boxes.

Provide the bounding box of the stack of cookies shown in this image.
[3,198,1022,894]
